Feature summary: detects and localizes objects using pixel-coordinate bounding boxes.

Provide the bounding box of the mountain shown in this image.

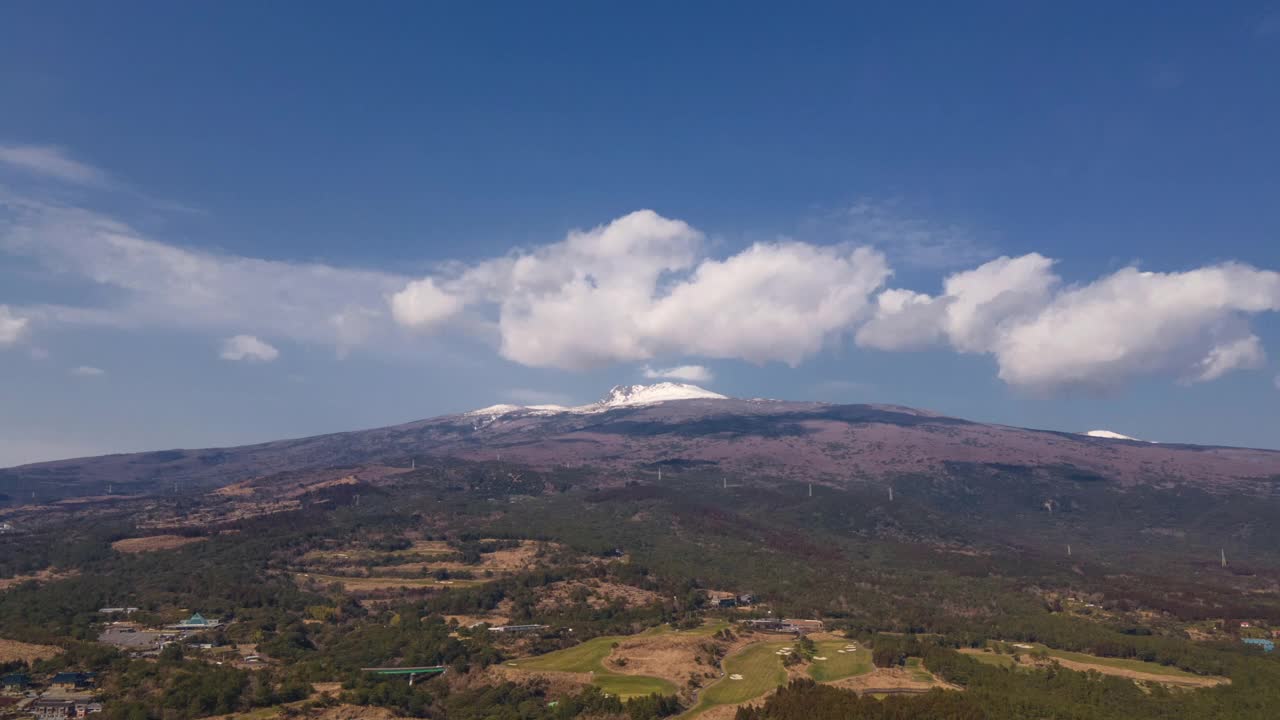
[3,384,1280,507]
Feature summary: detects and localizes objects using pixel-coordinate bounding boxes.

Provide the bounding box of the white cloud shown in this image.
[1190,335,1265,382]
[0,305,28,345]
[0,195,406,352]
[70,365,104,377]
[392,211,891,370]
[220,335,280,362]
[643,364,714,382]
[0,145,109,186]
[389,278,462,330]
[858,256,1280,391]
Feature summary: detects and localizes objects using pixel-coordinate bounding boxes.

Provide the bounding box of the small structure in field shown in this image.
[1243,638,1275,652]
[487,624,548,634]
[169,612,222,630]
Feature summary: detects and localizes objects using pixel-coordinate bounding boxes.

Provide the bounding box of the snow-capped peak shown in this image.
[596,383,728,407]
[462,383,728,420]
[1083,429,1142,441]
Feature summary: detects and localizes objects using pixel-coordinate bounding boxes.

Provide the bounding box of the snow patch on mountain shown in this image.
[463,383,728,419]
[593,383,728,408]
[1084,429,1144,441]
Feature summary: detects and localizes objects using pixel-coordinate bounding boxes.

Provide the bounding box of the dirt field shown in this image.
[0,638,62,663]
[829,665,958,693]
[112,534,207,553]
[0,568,77,591]
[536,580,663,612]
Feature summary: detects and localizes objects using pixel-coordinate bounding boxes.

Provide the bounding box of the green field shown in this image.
[686,641,790,717]
[806,640,873,682]
[1040,646,1206,679]
[904,657,933,683]
[508,627,680,699]
[961,650,1016,669]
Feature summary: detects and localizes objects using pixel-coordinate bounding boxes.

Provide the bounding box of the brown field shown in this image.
[536,580,662,612]
[0,568,77,591]
[0,638,62,664]
[829,666,958,693]
[605,629,730,686]
[112,535,207,553]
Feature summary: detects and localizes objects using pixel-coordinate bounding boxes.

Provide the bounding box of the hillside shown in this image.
[3,384,1279,506]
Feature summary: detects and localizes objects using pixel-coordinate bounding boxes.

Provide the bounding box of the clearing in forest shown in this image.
[0,638,61,664]
[112,534,207,553]
[963,644,1228,688]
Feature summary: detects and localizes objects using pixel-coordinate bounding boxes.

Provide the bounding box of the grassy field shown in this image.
[509,629,676,699]
[687,641,790,717]
[513,635,620,673]
[595,673,678,699]
[806,640,873,682]
[1039,647,1205,679]
[904,657,933,683]
[959,649,1016,668]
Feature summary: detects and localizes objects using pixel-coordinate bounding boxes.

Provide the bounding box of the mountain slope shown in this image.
[2,385,1279,504]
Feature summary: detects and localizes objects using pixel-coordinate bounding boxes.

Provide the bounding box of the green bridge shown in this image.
[361,666,447,685]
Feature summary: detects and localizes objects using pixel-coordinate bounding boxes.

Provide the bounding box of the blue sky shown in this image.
[2,2,1280,465]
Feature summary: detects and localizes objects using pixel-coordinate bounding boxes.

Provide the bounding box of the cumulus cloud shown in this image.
[220,335,280,362]
[0,305,28,345]
[392,211,891,369]
[0,145,109,186]
[858,255,1280,391]
[643,364,714,382]
[70,365,104,377]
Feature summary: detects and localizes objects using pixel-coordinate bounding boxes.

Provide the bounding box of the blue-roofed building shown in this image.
[1243,638,1275,652]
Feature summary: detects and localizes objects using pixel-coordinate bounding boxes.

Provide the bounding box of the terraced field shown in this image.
[806,640,873,682]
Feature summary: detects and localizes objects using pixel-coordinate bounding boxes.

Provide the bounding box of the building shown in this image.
[30,699,77,720]
[1243,638,1275,653]
[97,608,138,616]
[170,612,222,630]
[49,673,95,691]
[0,673,29,692]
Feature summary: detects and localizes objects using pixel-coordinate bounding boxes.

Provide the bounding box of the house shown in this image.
[73,700,103,717]
[170,612,222,630]
[737,594,756,606]
[49,673,95,691]
[30,699,76,720]
[0,673,29,692]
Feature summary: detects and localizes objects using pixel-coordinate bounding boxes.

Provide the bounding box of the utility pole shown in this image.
[1221,549,1228,568]
[1067,544,1072,557]
[723,477,727,490]
[888,487,894,502]
[658,467,662,482]
[808,483,812,498]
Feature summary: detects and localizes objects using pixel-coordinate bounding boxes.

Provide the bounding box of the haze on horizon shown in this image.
[3,3,1280,465]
